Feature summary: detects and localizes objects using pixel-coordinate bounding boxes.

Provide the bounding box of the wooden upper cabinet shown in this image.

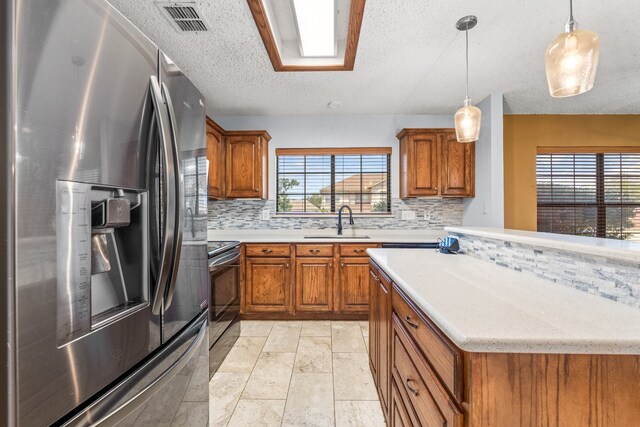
[440,131,475,197]
[205,117,271,200]
[225,131,270,199]
[206,117,225,199]
[397,128,475,198]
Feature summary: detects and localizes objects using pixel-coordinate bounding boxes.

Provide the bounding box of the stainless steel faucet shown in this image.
[337,205,354,235]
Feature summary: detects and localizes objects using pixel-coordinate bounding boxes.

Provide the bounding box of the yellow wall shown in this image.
[503,115,640,231]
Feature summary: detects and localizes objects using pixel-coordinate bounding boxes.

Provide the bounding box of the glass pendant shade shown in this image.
[454,100,481,143]
[545,29,600,97]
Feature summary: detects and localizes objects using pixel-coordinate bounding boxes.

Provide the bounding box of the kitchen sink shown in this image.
[304,235,371,239]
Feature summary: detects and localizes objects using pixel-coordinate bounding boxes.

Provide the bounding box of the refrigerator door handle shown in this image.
[148,75,177,315]
[160,82,183,310]
[62,314,207,427]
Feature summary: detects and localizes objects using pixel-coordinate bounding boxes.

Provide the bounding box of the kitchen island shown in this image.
[366,228,640,426]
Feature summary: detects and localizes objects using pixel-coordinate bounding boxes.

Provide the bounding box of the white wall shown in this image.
[214,114,454,199]
[462,93,504,227]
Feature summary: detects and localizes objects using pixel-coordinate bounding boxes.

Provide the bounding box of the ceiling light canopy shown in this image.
[545,0,600,97]
[292,0,336,57]
[247,0,365,72]
[454,15,481,143]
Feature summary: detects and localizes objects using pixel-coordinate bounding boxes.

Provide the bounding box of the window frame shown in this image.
[275,147,392,215]
[536,146,640,240]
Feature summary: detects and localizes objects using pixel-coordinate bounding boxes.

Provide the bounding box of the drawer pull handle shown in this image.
[405,377,419,396]
[405,315,419,329]
[310,249,320,254]
[262,249,273,253]
[353,249,365,253]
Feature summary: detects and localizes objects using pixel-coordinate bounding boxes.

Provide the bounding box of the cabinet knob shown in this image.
[341,263,345,268]
[405,377,419,396]
[404,315,419,329]
[328,263,333,268]
[285,263,289,268]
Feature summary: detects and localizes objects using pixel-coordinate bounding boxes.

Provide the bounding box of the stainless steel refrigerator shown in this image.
[0,0,210,425]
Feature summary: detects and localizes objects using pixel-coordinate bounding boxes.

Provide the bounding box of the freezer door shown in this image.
[159,53,209,342]
[14,0,163,425]
[63,313,209,426]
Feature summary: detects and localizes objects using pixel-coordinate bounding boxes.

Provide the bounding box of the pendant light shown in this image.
[454,16,481,143]
[545,0,600,97]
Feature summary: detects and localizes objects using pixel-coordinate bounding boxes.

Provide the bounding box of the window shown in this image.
[536,149,640,240]
[276,148,391,214]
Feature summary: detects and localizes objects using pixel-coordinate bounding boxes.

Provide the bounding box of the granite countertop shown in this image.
[207,229,447,243]
[367,248,640,355]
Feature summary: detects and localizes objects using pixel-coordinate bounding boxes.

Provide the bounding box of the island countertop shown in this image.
[367,248,640,354]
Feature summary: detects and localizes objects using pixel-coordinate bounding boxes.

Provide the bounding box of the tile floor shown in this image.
[209,320,386,427]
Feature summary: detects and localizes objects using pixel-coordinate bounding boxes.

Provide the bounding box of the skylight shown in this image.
[292,0,336,57]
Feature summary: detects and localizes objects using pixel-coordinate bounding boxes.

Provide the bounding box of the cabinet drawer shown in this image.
[339,243,378,257]
[392,285,463,401]
[392,314,463,427]
[245,244,291,257]
[296,244,334,257]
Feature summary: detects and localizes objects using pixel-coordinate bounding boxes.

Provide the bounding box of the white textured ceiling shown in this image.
[107,0,640,116]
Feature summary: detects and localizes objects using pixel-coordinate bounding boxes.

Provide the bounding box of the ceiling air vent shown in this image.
[157,2,208,32]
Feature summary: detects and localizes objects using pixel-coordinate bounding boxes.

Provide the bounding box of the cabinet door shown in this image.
[206,119,225,199]
[408,133,439,196]
[225,135,262,198]
[245,257,292,313]
[295,257,334,312]
[338,257,370,313]
[440,132,475,197]
[378,272,391,415]
[369,267,380,378]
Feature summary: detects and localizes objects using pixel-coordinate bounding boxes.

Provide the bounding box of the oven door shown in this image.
[208,248,240,346]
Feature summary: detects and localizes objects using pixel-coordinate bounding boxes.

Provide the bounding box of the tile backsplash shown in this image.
[207,198,463,230]
[452,233,640,309]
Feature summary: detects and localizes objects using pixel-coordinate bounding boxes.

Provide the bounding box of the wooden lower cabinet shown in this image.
[338,257,370,313]
[295,257,334,312]
[391,380,414,427]
[369,260,640,427]
[242,243,379,318]
[244,257,292,313]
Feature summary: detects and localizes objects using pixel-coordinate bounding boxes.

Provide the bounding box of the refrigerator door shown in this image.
[14,0,163,425]
[159,53,209,342]
[63,313,209,427]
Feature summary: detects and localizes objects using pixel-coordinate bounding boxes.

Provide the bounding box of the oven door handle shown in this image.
[209,251,240,271]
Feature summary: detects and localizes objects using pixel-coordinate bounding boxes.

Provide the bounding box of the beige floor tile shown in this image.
[333,353,378,400]
[294,336,332,373]
[359,321,369,337]
[208,372,250,427]
[300,320,332,336]
[217,336,266,373]
[332,321,367,353]
[242,352,295,399]
[227,399,285,427]
[240,320,275,337]
[335,400,386,427]
[263,321,302,352]
[282,373,335,427]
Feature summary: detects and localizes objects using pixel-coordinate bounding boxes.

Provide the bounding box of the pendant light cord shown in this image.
[569,0,574,21]
[465,25,469,102]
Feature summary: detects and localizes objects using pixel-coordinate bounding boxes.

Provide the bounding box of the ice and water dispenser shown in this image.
[56,180,149,344]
